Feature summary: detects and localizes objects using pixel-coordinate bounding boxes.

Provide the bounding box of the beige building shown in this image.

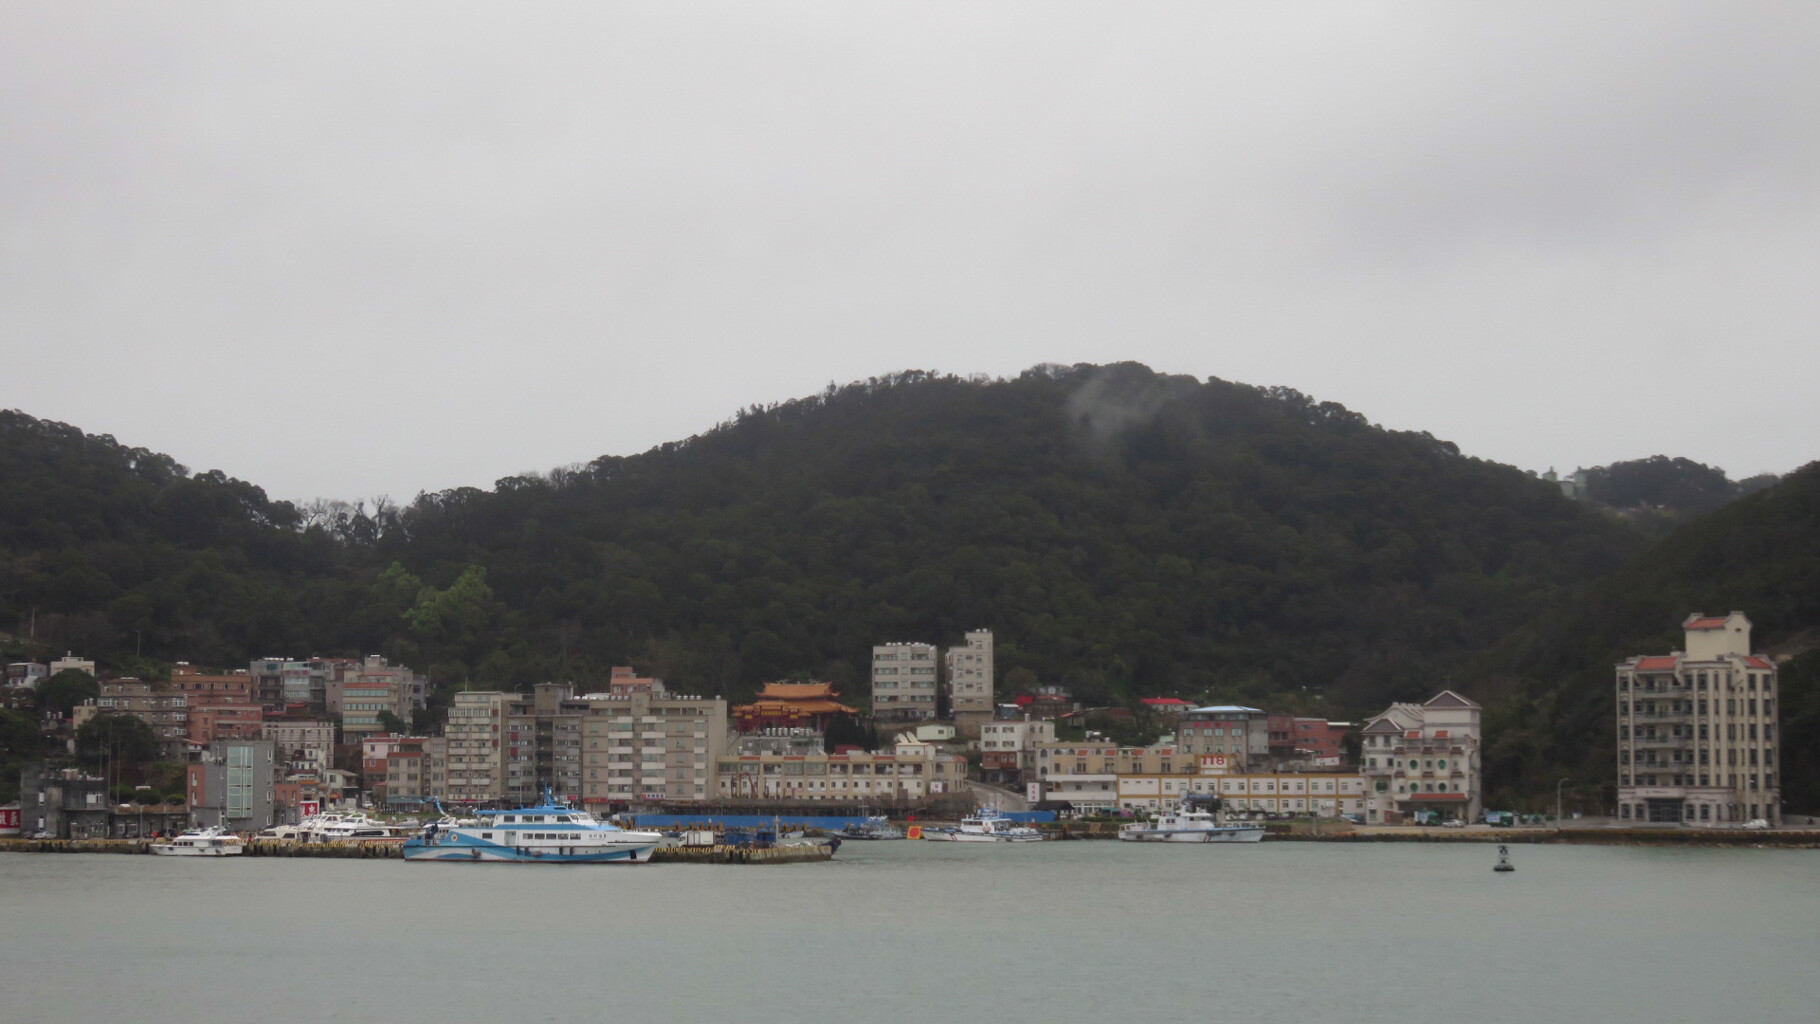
[81,679,189,756]
[1175,705,1270,766]
[1616,611,1780,825]
[1360,691,1482,824]
[872,642,939,721]
[979,718,1055,784]
[578,686,727,808]
[715,742,966,804]
[444,691,512,804]
[1035,742,1193,814]
[262,718,335,773]
[945,629,994,737]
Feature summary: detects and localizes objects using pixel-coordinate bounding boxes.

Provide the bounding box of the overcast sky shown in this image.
[4,4,1816,504]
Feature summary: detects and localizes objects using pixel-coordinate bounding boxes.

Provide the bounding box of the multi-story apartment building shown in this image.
[979,718,1055,785]
[714,742,966,804]
[384,738,446,810]
[578,684,727,808]
[1179,762,1367,818]
[188,701,263,745]
[1034,741,1195,813]
[945,629,994,738]
[871,642,939,721]
[444,691,512,804]
[49,653,95,679]
[1175,705,1269,765]
[1359,690,1482,825]
[1615,611,1780,825]
[505,684,586,806]
[262,717,336,774]
[81,679,190,757]
[167,664,255,701]
[1266,715,1354,765]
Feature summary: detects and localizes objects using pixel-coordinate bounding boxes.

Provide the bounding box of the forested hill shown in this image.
[4,364,1644,720]
[1479,459,1820,808]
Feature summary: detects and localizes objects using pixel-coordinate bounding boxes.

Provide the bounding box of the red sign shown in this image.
[0,805,20,835]
[300,801,320,817]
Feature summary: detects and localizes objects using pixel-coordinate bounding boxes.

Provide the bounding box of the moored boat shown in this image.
[149,826,245,857]
[923,809,1044,842]
[1117,793,1265,843]
[834,815,905,840]
[401,790,661,863]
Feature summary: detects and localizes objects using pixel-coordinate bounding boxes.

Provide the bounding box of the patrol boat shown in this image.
[1116,793,1266,843]
[402,791,662,863]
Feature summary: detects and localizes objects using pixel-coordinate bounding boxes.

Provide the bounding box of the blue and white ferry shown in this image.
[402,791,662,863]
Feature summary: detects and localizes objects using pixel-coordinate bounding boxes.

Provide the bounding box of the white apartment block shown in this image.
[1359,690,1482,824]
[1616,611,1780,825]
[715,742,966,804]
[945,629,994,736]
[980,718,1055,783]
[872,642,939,721]
[579,688,727,808]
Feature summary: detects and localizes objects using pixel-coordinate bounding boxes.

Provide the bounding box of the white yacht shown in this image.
[1117,793,1265,843]
[924,809,1044,842]
[149,826,245,857]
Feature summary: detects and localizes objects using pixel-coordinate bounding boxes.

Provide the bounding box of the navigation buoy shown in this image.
[1494,844,1514,873]
[906,825,923,840]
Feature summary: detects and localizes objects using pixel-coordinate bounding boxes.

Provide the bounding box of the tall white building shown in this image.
[578,685,727,808]
[871,642,939,721]
[1615,612,1780,825]
[945,629,994,737]
[1359,691,1482,825]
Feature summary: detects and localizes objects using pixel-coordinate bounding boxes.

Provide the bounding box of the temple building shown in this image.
[732,681,859,734]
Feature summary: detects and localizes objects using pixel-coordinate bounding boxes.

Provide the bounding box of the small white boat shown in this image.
[149,826,245,857]
[924,809,1044,842]
[1117,794,1265,843]
[834,815,906,840]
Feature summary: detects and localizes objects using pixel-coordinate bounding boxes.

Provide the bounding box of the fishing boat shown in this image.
[833,815,906,840]
[401,790,662,863]
[149,826,245,857]
[923,808,1044,842]
[1117,793,1265,843]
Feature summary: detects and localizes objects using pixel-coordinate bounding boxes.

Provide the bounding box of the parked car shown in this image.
[1742,818,1770,830]
[1442,818,1466,828]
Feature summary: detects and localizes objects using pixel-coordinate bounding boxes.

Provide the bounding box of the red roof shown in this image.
[1683,616,1728,630]
[1634,656,1678,671]
[1141,697,1192,707]
[1744,656,1772,669]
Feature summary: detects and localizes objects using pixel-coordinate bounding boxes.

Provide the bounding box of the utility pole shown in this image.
[1556,777,1570,829]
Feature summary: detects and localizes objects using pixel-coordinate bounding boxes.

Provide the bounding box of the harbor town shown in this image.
[4,614,1806,853]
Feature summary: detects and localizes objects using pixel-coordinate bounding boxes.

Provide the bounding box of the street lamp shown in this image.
[1556,777,1570,828]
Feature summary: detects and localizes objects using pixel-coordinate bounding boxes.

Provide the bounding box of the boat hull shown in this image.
[148,844,244,856]
[402,834,656,863]
[1117,827,1265,843]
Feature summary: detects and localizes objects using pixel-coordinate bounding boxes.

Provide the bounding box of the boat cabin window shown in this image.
[502,816,516,823]
[555,815,572,823]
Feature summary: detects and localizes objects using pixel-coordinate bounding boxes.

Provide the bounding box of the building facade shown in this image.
[871,642,939,721]
[187,740,277,831]
[979,718,1055,785]
[1359,691,1482,825]
[714,742,966,805]
[1615,612,1780,825]
[1175,705,1270,765]
[945,629,994,738]
[444,691,512,804]
[578,686,727,808]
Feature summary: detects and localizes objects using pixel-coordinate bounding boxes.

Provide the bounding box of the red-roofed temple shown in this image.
[732,682,859,733]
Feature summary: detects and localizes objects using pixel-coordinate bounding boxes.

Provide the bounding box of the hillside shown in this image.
[5,366,1645,727]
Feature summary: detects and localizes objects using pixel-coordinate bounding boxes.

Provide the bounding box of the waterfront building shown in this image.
[945,629,995,738]
[732,681,858,733]
[1267,715,1353,765]
[385,738,445,810]
[1615,611,1780,825]
[187,739,277,831]
[714,742,966,804]
[1359,690,1482,824]
[578,683,727,808]
[1175,705,1269,766]
[871,642,939,721]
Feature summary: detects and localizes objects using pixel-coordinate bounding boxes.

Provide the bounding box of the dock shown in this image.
[0,837,836,862]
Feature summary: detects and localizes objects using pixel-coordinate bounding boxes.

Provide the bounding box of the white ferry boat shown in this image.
[923,809,1044,842]
[1117,793,1265,843]
[149,826,245,857]
[401,791,662,863]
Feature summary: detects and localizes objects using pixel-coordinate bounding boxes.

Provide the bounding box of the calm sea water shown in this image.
[2,841,1814,1023]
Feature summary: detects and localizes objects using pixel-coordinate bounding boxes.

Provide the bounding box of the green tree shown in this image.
[377,710,408,735]
[37,668,98,717]
[74,713,159,770]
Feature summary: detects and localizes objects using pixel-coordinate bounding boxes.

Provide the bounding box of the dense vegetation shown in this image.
[2,365,1813,807]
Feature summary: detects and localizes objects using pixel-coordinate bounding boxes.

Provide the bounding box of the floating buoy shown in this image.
[1493,844,1515,873]
[906,825,923,840]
